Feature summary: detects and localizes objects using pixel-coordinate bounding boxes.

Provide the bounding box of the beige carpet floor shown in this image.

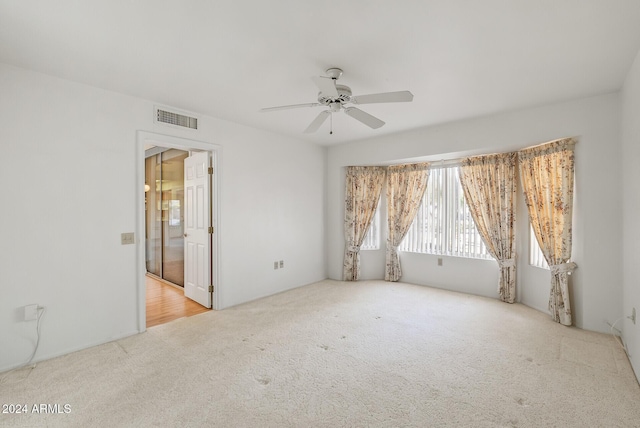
[1,280,639,427]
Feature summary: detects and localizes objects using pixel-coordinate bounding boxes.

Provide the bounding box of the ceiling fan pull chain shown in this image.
[330,112,333,135]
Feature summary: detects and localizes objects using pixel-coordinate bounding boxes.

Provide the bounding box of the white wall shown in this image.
[621,48,640,382]
[0,63,326,372]
[327,93,622,333]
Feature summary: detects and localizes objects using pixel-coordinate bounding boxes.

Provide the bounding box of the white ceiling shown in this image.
[2,1,640,145]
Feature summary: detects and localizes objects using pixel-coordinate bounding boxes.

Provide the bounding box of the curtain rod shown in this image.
[397,136,578,169]
[429,158,464,169]
[351,136,578,169]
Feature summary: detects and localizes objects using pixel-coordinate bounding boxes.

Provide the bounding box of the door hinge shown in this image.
[208,166,213,174]
[208,226,214,234]
[208,285,214,293]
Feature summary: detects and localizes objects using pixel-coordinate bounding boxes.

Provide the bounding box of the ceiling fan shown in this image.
[260,68,413,134]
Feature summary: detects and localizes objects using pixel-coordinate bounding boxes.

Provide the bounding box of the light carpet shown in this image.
[1,280,639,427]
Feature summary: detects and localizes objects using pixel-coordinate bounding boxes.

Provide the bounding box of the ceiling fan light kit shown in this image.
[261,68,413,134]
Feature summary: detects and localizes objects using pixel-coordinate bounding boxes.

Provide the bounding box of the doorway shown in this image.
[145,275,209,327]
[136,131,221,332]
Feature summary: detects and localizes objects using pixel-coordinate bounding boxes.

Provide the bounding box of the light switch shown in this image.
[121,232,135,245]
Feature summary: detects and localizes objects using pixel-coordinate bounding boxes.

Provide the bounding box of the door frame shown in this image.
[136,131,222,332]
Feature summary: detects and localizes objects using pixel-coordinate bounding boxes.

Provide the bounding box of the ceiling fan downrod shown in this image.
[326,68,343,80]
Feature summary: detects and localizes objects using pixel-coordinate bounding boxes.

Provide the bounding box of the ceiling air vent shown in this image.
[156,108,198,130]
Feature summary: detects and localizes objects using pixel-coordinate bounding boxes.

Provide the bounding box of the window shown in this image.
[529,226,549,269]
[361,198,381,250]
[400,166,491,259]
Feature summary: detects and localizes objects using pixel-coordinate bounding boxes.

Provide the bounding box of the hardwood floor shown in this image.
[146,275,210,328]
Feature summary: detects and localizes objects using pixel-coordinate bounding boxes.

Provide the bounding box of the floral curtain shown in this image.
[385,163,430,281]
[459,153,517,303]
[518,138,577,326]
[343,166,386,281]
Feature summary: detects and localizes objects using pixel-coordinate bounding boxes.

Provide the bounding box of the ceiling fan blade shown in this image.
[260,102,321,112]
[311,76,339,98]
[350,90,414,104]
[304,110,331,133]
[344,107,385,129]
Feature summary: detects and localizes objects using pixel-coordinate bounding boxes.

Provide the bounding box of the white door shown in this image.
[183,151,212,308]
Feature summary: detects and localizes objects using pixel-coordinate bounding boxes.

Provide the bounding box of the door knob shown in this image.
[184,233,188,237]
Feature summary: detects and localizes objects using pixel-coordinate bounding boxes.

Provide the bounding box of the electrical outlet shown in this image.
[437,258,443,266]
[24,304,38,321]
[274,261,279,270]
[279,260,284,268]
